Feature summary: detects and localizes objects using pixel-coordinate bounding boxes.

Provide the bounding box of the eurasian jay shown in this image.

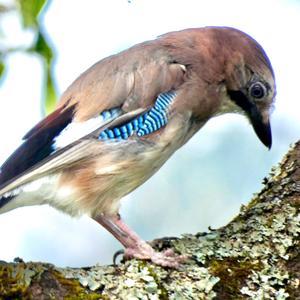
[0,27,275,267]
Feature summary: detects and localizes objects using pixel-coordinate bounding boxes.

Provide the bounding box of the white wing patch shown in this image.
[53,108,122,149]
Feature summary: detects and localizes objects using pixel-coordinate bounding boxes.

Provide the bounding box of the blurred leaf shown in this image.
[31,30,57,113]
[1,0,56,112]
[45,67,56,114]
[18,0,47,28]
[0,60,5,81]
[33,30,53,64]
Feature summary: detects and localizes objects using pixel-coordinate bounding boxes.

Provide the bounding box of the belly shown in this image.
[57,115,192,217]
[56,139,176,216]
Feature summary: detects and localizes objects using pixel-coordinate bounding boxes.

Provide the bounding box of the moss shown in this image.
[0,264,31,299]
[209,258,262,299]
[0,262,106,300]
[285,243,300,300]
[52,270,106,300]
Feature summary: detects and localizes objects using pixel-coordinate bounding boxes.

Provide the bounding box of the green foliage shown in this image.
[33,30,53,63]
[18,0,47,29]
[0,0,57,114]
[0,61,5,79]
[45,66,57,113]
[31,29,57,113]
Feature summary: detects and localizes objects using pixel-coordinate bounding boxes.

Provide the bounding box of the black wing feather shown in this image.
[0,104,76,186]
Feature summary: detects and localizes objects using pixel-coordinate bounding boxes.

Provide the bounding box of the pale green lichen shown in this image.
[165,266,219,300]
[240,266,290,300]
[60,259,220,299]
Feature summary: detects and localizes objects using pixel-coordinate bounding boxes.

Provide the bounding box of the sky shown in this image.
[0,0,299,267]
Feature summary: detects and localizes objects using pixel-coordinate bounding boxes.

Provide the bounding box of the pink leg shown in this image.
[93,214,186,268]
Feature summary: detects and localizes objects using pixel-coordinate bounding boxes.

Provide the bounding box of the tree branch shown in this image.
[1,141,299,299]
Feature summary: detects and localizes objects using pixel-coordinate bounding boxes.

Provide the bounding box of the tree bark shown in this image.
[0,141,299,300]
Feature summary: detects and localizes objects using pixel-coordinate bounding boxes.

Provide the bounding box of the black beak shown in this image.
[248,105,272,149]
[228,90,272,149]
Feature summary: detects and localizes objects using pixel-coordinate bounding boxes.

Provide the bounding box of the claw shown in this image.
[124,241,188,268]
[94,214,187,268]
[113,249,124,265]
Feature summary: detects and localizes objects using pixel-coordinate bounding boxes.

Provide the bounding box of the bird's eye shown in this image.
[249,82,267,99]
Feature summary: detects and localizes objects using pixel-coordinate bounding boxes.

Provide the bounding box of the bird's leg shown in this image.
[93,214,187,268]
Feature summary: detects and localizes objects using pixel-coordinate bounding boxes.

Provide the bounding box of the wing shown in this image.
[0,41,185,194]
[58,41,185,122]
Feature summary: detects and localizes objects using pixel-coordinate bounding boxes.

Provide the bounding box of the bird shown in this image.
[0,27,275,268]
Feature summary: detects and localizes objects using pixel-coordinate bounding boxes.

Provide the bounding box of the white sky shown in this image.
[0,0,299,266]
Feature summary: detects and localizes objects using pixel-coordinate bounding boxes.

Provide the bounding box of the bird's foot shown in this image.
[123,241,187,268]
[94,214,187,268]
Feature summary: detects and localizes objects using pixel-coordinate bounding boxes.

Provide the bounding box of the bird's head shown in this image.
[216,27,276,149]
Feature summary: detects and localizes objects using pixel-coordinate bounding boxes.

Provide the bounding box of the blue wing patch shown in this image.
[99,91,176,140]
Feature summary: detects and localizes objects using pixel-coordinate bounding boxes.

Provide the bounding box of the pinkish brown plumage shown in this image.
[0,27,275,267]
